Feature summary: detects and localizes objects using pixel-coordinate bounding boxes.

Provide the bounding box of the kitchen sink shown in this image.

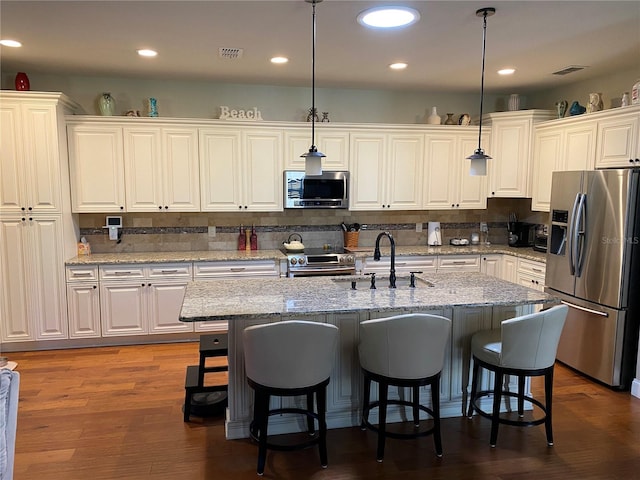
[331,275,434,290]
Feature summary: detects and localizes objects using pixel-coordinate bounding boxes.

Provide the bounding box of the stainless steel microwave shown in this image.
[284,171,349,209]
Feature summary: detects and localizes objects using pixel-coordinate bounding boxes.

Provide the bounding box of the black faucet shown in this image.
[373,232,396,288]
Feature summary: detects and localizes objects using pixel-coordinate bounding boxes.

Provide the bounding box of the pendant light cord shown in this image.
[310,0,318,153]
[476,9,488,154]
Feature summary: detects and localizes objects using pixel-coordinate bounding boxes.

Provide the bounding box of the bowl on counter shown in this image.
[449,238,469,246]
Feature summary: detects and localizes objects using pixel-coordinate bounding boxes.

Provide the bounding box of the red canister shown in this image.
[15,72,30,91]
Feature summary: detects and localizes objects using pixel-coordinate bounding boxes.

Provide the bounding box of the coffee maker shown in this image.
[508,222,535,247]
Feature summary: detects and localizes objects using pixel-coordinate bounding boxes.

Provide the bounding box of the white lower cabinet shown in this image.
[516,258,546,291]
[1,215,69,342]
[480,254,502,278]
[501,255,518,283]
[98,263,193,337]
[437,254,481,273]
[362,255,437,275]
[66,266,100,338]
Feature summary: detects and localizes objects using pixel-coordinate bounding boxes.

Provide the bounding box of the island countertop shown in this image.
[179,271,556,322]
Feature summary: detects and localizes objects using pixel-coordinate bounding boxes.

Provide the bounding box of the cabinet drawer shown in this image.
[362,256,437,274]
[194,260,279,278]
[66,265,99,281]
[437,255,481,271]
[100,264,145,280]
[517,259,546,277]
[147,263,192,279]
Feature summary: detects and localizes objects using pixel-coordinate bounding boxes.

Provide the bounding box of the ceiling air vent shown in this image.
[218,47,244,60]
[552,65,588,76]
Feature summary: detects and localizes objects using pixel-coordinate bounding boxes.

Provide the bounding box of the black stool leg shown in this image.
[361,375,371,429]
[467,359,480,418]
[306,392,316,434]
[490,368,502,447]
[432,378,443,457]
[544,368,554,446]
[317,386,328,468]
[376,382,388,462]
[517,374,526,417]
[255,391,270,475]
[412,385,420,427]
[183,389,191,422]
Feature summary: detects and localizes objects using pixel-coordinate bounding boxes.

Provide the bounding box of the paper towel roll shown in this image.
[428,222,442,246]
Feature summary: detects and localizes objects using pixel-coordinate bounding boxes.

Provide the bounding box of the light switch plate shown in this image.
[416,222,423,232]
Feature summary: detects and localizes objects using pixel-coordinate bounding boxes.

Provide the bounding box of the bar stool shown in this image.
[243,321,339,476]
[183,333,228,422]
[358,313,452,462]
[467,305,568,447]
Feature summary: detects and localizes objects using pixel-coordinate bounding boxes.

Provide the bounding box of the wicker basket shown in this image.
[344,231,359,249]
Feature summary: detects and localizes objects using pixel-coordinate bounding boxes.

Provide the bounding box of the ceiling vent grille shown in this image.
[218,47,244,60]
[552,65,588,76]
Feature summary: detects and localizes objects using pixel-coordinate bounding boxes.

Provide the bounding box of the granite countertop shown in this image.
[65,249,286,265]
[179,272,557,322]
[66,245,547,265]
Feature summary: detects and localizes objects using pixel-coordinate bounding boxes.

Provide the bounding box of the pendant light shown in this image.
[466,7,495,176]
[301,0,325,176]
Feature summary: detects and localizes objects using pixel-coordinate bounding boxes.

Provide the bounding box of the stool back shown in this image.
[243,321,338,389]
[500,304,568,369]
[359,314,451,379]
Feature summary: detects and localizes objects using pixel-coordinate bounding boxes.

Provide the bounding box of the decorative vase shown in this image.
[621,92,630,107]
[458,113,471,126]
[555,99,568,118]
[98,93,115,116]
[426,106,441,125]
[587,92,603,113]
[321,112,330,122]
[569,101,586,116]
[14,72,30,91]
[147,97,158,117]
[444,113,456,125]
[306,107,319,122]
[508,94,520,111]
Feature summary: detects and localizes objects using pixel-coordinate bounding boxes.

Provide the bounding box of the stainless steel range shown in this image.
[284,248,356,277]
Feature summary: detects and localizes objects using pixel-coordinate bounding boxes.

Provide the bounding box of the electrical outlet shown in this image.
[480,222,488,233]
[208,226,216,237]
[416,222,423,232]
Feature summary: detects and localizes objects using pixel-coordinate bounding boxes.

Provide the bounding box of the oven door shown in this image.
[288,266,356,278]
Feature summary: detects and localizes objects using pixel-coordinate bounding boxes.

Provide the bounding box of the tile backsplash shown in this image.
[78,198,547,254]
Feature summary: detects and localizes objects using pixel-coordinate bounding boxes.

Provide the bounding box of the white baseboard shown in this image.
[631,378,640,399]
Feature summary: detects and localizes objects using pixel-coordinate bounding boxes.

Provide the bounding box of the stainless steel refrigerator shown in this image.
[546,169,640,389]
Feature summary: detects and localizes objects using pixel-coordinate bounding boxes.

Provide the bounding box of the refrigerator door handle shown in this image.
[568,193,581,275]
[575,193,587,277]
[560,300,609,317]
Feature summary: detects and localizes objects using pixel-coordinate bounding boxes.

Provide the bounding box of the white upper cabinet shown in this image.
[0,100,63,214]
[284,126,349,170]
[67,123,126,212]
[532,119,596,211]
[594,107,640,168]
[349,131,423,210]
[200,127,283,211]
[423,130,487,210]
[123,126,200,212]
[485,110,554,198]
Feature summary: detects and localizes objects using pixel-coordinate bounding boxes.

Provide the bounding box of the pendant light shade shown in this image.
[466,7,495,176]
[301,0,325,176]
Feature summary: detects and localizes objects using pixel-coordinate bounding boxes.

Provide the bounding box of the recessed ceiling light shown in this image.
[271,56,289,64]
[498,68,515,75]
[0,39,22,47]
[357,6,420,29]
[389,63,408,70]
[137,49,158,57]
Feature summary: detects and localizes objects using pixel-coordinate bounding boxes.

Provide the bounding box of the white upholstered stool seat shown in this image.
[467,304,568,447]
[243,320,339,476]
[358,313,451,462]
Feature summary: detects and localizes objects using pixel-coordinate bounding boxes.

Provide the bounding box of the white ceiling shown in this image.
[1,1,639,93]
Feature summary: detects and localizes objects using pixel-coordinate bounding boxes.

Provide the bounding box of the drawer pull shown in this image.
[73,272,93,277]
[160,269,179,274]
[114,271,133,275]
[452,261,467,265]
[531,267,543,273]
[230,267,246,272]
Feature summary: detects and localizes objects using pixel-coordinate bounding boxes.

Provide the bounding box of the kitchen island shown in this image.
[180,271,557,439]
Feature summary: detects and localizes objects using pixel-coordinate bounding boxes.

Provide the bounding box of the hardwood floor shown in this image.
[8,342,640,479]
